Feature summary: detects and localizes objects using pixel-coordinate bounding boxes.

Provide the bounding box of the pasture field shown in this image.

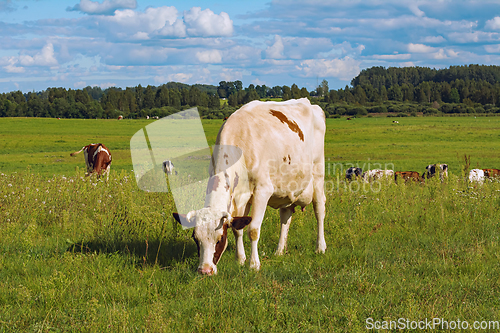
[1,116,500,332]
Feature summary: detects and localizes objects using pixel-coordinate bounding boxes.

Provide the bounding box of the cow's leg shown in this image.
[232,202,251,265]
[313,179,327,253]
[248,186,273,271]
[93,155,104,179]
[276,207,293,256]
[104,164,111,181]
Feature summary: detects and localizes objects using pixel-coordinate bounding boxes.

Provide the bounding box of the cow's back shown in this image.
[214,98,325,209]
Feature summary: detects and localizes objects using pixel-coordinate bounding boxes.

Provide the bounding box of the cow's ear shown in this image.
[230,216,252,230]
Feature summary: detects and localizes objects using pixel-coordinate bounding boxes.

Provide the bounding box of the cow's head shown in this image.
[173,208,251,275]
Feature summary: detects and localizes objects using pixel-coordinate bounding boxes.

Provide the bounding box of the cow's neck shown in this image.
[204,171,233,213]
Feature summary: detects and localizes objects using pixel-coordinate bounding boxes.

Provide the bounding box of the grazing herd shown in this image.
[346,163,500,184]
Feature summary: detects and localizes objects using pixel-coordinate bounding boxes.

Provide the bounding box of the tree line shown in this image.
[0,81,310,119]
[1,64,500,119]
[317,65,500,117]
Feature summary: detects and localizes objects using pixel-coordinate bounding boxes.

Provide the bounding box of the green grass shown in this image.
[0,118,224,176]
[1,116,500,332]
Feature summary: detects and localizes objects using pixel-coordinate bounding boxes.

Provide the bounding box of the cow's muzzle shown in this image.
[198,264,216,275]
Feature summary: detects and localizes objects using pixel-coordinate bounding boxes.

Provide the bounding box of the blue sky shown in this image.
[1,0,500,94]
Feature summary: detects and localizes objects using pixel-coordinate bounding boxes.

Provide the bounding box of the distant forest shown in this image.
[2,64,500,119]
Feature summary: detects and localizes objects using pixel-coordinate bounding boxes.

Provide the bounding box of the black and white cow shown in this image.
[423,164,448,180]
[162,160,177,175]
[345,167,362,181]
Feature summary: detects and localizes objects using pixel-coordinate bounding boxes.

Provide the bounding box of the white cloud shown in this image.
[74,81,87,88]
[433,49,448,59]
[99,82,117,89]
[373,53,411,60]
[265,35,285,59]
[297,57,361,81]
[98,6,233,40]
[105,7,179,35]
[219,68,244,82]
[157,19,187,38]
[447,31,498,43]
[399,61,416,67]
[168,73,193,82]
[3,58,25,73]
[422,36,446,44]
[252,78,266,86]
[196,50,222,63]
[184,7,233,37]
[67,0,137,15]
[409,3,425,17]
[4,43,58,72]
[407,43,435,53]
[225,46,261,62]
[485,44,500,53]
[485,17,500,30]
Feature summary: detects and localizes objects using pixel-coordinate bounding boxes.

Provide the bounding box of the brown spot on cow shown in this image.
[288,154,291,164]
[233,172,239,192]
[249,228,259,241]
[206,175,220,195]
[269,109,304,141]
[224,172,230,191]
[213,224,228,265]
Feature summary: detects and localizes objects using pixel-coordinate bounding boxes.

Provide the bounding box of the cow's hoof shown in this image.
[275,248,285,256]
[316,244,327,254]
[249,260,261,271]
[236,255,246,266]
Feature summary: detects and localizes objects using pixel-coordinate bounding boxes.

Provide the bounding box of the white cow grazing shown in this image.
[173,98,326,275]
[362,169,394,183]
[469,169,484,184]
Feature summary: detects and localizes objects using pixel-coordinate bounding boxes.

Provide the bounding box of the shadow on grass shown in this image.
[67,237,198,269]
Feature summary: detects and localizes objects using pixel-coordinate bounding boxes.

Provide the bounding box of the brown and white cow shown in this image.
[423,164,448,181]
[395,171,423,183]
[483,168,500,179]
[173,98,326,275]
[70,143,112,179]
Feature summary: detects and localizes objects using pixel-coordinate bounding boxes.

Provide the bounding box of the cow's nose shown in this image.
[198,266,214,275]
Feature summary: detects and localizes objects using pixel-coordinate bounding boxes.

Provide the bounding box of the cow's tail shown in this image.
[70,147,85,156]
